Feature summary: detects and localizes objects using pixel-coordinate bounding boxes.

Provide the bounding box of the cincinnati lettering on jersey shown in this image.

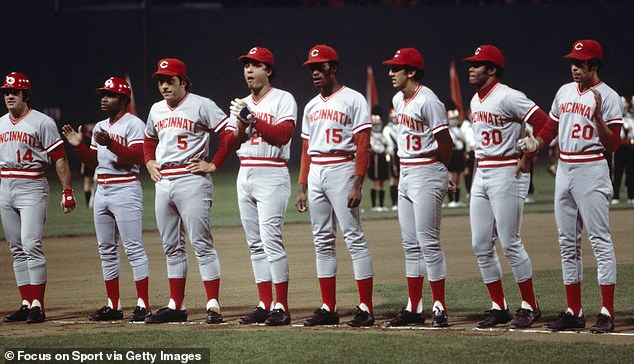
[109,133,126,146]
[0,130,36,146]
[255,111,275,124]
[396,113,424,132]
[156,117,198,133]
[558,101,592,119]
[471,111,506,126]
[308,109,350,126]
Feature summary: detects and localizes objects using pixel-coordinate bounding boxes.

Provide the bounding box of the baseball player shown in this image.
[519,39,622,333]
[382,109,399,210]
[143,58,233,324]
[79,120,96,207]
[226,46,297,326]
[464,45,548,329]
[446,109,467,207]
[381,48,453,328]
[295,44,375,327]
[61,77,150,322]
[0,72,76,324]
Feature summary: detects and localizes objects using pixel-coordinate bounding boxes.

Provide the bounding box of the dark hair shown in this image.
[328,61,339,75]
[405,66,424,82]
[178,75,192,91]
[483,61,504,79]
[588,58,603,72]
[371,105,383,119]
[22,90,32,106]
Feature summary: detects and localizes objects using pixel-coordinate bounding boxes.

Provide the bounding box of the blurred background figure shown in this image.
[383,108,399,210]
[80,120,96,207]
[611,96,634,204]
[446,108,466,207]
[368,109,390,211]
[460,112,476,201]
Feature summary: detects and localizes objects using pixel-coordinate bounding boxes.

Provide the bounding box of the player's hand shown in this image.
[518,128,539,153]
[295,185,308,212]
[515,155,532,176]
[187,157,216,174]
[60,188,76,213]
[590,88,604,124]
[448,180,457,192]
[61,124,83,147]
[230,98,257,125]
[347,187,362,209]
[94,129,112,146]
[146,160,162,182]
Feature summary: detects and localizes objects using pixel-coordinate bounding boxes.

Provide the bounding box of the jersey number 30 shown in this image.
[481,130,503,146]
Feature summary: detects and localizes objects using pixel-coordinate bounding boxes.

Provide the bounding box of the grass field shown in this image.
[1,161,633,363]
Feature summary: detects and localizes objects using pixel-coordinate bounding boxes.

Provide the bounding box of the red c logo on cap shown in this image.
[249,47,257,54]
[574,42,583,50]
[105,79,114,87]
[5,77,15,85]
[311,49,319,57]
[160,60,169,69]
[394,50,401,58]
[475,47,482,55]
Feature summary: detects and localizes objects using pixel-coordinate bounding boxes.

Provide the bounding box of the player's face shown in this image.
[570,60,594,84]
[309,62,335,89]
[3,89,28,113]
[156,75,186,104]
[467,62,492,89]
[100,92,125,114]
[388,67,408,90]
[243,61,270,90]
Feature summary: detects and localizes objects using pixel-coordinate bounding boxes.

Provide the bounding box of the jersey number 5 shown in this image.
[177,135,188,150]
[16,149,34,163]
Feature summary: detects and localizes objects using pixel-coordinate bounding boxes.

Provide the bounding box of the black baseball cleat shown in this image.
[509,306,542,329]
[89,306,124,321]
[348,307,375,327]
[265,308,291,326]
[475,308,512,328]
[237,306,269,324]
[385,308,425,327]
[590,313,614,334]
[26,306,46,324]
[544,311,586,331]
[206,309,224,324]
[432,308,449,328]
[144,307,187,323]
[129,306,151,322]
[3,305,30,322]
[303,308,340,326]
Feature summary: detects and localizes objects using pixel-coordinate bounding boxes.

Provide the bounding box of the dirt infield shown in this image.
[0,209,632,343]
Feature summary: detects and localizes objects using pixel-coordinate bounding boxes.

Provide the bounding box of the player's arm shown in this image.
[49,145,76,213]
[254,120,295,146]
[107,140,144,165]
[295,139,311,212]
[143,134,161,182]
[61,124,98,169]
[434,128,454,167]
[590,89,621,153]
[350,128,371,208]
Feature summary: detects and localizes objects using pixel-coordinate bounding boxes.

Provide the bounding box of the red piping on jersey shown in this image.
[476,80,500,102]
[319,85,346,102]
[97,173,138,185]
[239,157,286,167]
[0,167,45,178]
[403,85,423,107]
[109,112,128,126]
[9,109,32,125]
[166,93,189,111]
[576,81,603,96]
[159,164,192,177]
[250,87,275,106]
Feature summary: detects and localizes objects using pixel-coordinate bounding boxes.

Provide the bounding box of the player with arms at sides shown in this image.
[381,48,453,328]
[0,72,76,324]
[464,45,548,329]
[227,46,297,326]
[519,40,622,333]
[61,77,151,322]
[143,58,233,324]
[295,44,375,327]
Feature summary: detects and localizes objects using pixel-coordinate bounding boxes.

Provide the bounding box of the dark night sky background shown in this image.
[3,1,633,168]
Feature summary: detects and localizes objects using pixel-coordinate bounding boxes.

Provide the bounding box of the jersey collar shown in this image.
[477,79,500,102]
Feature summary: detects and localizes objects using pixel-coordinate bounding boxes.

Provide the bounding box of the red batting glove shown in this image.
[61,188,76,213]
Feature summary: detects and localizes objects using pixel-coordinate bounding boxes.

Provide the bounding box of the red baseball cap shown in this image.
[239,46,275,65]
[96,77,131,97]
[382,48,424,70]
[153,58,187,78]
[563,39,603,61]
[303,45,339,65]
[1,72,31,90]
[464,45,505,68]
